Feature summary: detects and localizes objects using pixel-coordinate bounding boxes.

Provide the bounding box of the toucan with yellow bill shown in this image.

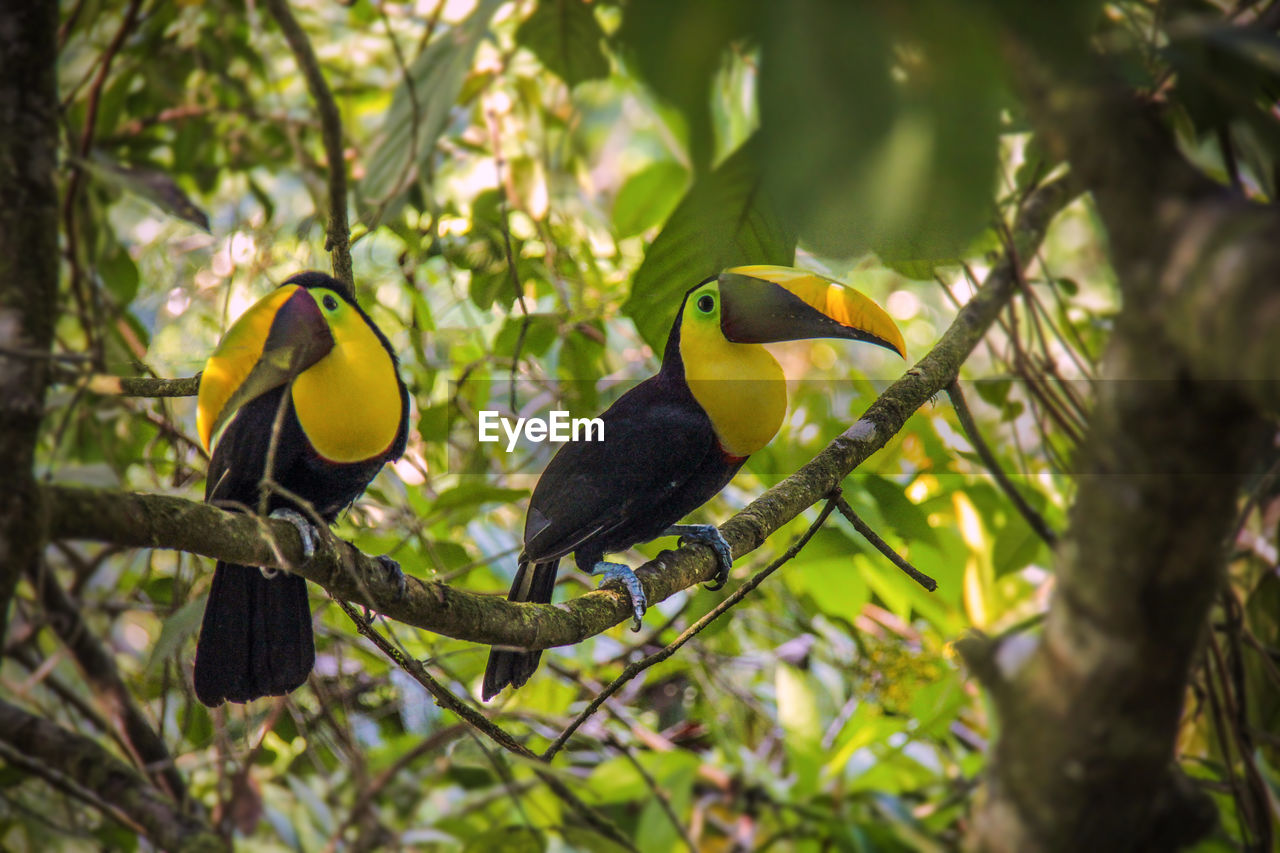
[193,271,409,706]
[482,265,905,699]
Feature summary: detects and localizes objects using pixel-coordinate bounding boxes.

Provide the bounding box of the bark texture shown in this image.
[0,0,59,642]
[959,42,1278,853]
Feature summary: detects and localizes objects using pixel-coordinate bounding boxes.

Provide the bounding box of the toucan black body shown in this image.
[482,266,906,699]
[194,272,409,706]
[482,334,746,699]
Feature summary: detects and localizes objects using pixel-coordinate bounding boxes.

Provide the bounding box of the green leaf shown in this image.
[883,226,1003,280]
[778,661,826,797]
[182,701,212,746]
[787,555,870,625]
[468,269,509,312]
[285,775,335,836]
[973,378,1012,408]
[494,314,559,360]
[622,138,795,350]
[101,243,140,305]
[1015,135,1060,191]
[635,759,696,853]
[755,0,1003,260]
[462,826,544,853]
[615,0,750,170]
[992,506,1048,578]
[882,257,943,282]
[516,0,609,88]
[76,155,210,232]
[585,751,700,805]
[557,322,605,389]
[1054,277,1080,297]
[360,0,505,222]
[431,483,528,512]
[94,825,139,853]
[862,474,939,549]
[145,597,206,674]
[612,161,689,238]
[777,661,822,741]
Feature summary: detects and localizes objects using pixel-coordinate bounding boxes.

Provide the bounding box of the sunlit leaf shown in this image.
[622,138,795,349]
[863,473,940,549]
[612,161,689,238]
[992,498,1050,578]
[516,0,609,88]
[615,0,751,170]
[432,483,529,512]
[360,0,506,222]
[754,0,1002,260]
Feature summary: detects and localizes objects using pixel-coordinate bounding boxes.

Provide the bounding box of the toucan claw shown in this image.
[375,554,408,599]
[591,561,647,631]
[269,508,317,573]
[666,524,733,590]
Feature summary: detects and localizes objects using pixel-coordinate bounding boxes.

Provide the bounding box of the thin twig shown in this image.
[1210,589,1274,849]
[256,387,294,518]
[607,735,697,851]
[830,495,937,590]
[5,646,118,745]
[946,380,1058,548]
[0,345,93,363]
[223,696,290,827]
[543,495,842,761]
[322,724,468,853]
[62,0,145,366]
[81,373,201,397]
[465,733,540,837]
[262,0,354,290]
[335,600,639,852]
[484,104,533,413]
[337,599,534,757]
[1202,633,1258,849]
[0,739,147,836]
[376,1,422,216]
[23,561,187,803]
[0,699,223,850]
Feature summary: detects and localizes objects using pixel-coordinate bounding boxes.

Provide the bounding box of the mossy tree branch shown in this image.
[43,176,1078,653]
[85,373,202,397]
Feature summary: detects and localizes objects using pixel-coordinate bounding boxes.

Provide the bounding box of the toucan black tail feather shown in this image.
[194,561,314,706]
[481,559,559,701]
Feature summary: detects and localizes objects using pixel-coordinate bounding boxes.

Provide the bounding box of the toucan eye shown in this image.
[322,294,339,312]
[697,294,715,313]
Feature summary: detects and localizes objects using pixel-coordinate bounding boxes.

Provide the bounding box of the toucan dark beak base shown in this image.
[717,270,906,357]
[260,286,334,373]
[196,285,335,450]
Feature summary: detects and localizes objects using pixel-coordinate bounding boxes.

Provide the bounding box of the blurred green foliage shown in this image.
[6,0,1279,850]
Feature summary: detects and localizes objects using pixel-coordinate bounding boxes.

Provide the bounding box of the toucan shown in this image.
[193,271,409,706]
[482,265,905,699]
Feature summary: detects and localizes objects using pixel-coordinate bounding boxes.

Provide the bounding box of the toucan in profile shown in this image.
[193,271,409,706]
[482,265,905,699]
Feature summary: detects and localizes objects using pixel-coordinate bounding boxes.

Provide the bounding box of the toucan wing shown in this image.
[205,386,308,508]
[522,377,720,563]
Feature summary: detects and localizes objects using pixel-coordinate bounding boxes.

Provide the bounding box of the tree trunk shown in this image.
[0,0,59,640]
